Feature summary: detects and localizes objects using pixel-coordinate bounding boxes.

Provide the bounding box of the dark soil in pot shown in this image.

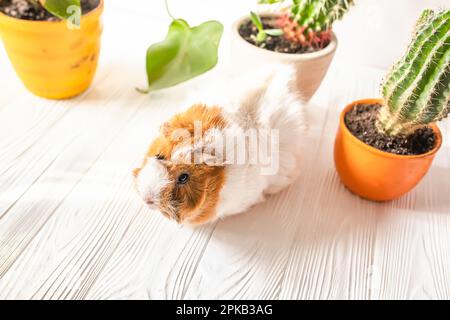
[239,16,330,54]
[0,0,99,21]
[345,104,436,156]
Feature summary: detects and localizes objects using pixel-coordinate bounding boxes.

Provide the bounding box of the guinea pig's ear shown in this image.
[197,128,227,166]
[201,151,226,167]
[172,145,225,166]
[170,128,227,166]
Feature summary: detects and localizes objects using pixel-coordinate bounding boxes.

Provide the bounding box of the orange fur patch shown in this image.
[135,104,228,224]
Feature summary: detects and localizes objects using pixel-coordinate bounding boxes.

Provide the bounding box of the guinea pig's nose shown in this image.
[145,195,155,205]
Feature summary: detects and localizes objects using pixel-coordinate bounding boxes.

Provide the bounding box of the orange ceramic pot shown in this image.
[0,0,103,99]
[334,98,442,201]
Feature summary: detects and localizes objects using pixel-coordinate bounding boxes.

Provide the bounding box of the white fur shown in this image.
[214,65,307,219]
[136,65,307,223]
[136,158,170,207]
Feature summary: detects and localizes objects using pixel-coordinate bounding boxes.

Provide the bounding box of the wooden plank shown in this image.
[0,69,115,221]
[0,86,193,299]
[0,0,449,300]
[44,65,450,300]
[181,67,380,300]
[0,70,150,289]
[87,66,333,300]
[372,143,450,299]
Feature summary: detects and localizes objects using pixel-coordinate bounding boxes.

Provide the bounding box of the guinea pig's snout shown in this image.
[144,194,158,210]
[144,194,154,205]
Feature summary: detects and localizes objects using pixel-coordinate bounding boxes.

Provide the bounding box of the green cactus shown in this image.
[378,9,450,136]
[258,0,353,49]
[259,0,353,31]
[292,0,354,32]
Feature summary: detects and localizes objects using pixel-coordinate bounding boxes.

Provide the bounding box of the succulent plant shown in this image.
[378,9,450,136]
[250,11,283,44]
[258,0,354,49]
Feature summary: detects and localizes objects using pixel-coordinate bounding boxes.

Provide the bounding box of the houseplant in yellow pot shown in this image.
[0,0,103,99]
[334,9,449,201]
[231,0,354,101]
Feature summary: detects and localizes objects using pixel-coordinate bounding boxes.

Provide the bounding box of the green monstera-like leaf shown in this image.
[141,19,223,93]
[39,0,81,25]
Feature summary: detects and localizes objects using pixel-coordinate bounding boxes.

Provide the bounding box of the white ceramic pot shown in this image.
[230,13,337,101]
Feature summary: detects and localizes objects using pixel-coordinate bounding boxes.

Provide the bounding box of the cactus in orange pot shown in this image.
[334,9,450,202]
[378,9,450,136]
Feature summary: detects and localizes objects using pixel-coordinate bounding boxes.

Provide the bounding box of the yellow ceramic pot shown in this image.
[0,0,103,99]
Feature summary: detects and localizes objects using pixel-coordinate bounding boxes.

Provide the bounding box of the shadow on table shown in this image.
[402,164,450,215]
[198,147,449,298]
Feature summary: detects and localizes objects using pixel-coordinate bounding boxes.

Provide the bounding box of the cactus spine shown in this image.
[292,0,354,32]
[378,9,450,136]
[271,0,353,49]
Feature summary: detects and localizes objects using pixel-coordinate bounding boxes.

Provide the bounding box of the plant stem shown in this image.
[164,0,176,20]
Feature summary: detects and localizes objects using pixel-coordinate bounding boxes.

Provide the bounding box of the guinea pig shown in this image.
[133,66,307,225]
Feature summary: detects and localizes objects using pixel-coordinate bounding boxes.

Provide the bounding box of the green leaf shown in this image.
[265,29,283,36]
[255,31,267,43]
[142,19,223,92]
[250,11,264,31]
[39,0,81,25]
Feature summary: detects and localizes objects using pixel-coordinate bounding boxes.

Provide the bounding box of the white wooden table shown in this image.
[0,0,449,300]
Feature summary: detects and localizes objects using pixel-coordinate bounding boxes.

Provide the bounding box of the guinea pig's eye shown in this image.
[155,154,165,160]
[177,173,190,185]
